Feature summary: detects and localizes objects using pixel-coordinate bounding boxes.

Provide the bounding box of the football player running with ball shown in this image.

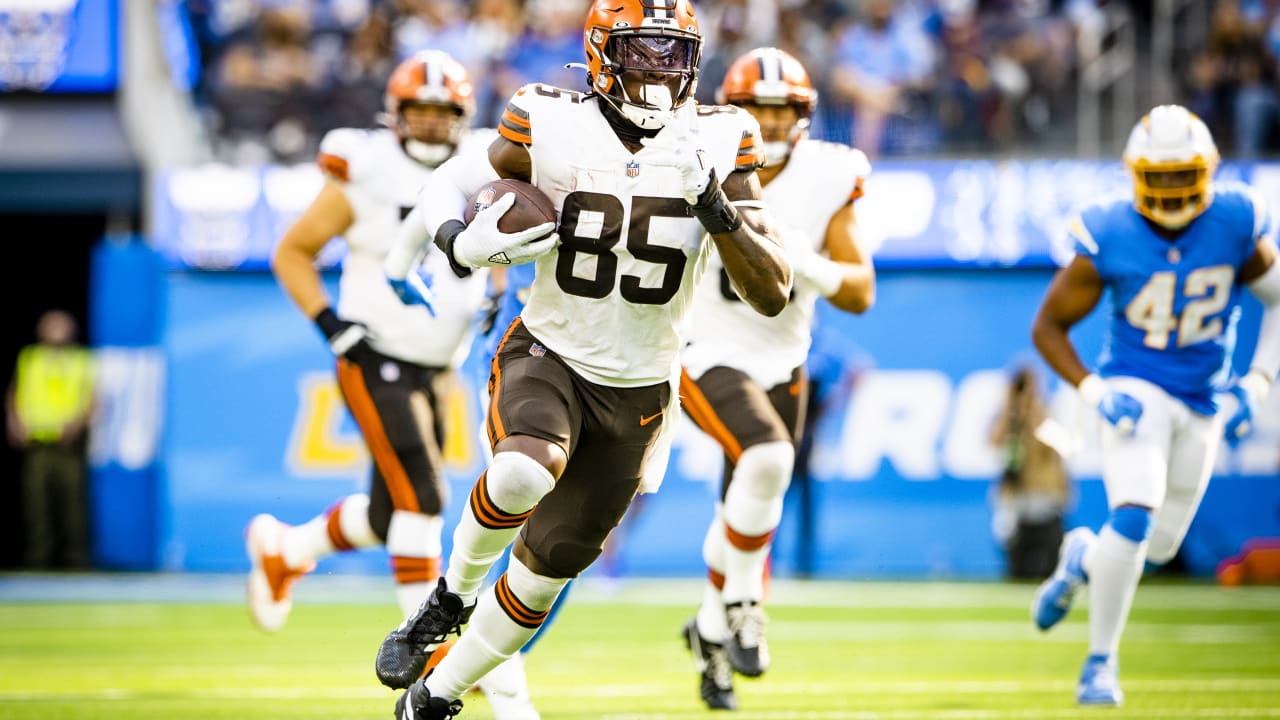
[248,50,540,718]
[377,0,792,716]
[676,47,876,711]
[1030,104,1280,706]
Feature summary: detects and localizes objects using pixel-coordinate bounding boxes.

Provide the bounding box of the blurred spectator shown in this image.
[1186,0,1280,157]
[319,10,398,131]
[6,310,96,570]
[988,365,1069,580]
[695,0,780,104]
[207,4,323,163]
[491,0,587,104]
[828,0,938,157]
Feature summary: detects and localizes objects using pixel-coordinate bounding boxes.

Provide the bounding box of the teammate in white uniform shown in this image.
[376,1,792,717]
[244,50,540,719]
[1030,105,1280,706]
[677,47,876,710]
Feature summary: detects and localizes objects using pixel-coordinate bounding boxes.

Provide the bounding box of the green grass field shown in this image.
[1,576,1278,719]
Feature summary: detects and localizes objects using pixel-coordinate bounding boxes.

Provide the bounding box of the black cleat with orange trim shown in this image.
[377,577,474,689]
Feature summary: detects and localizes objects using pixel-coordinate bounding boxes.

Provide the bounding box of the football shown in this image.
[464,178,558,234]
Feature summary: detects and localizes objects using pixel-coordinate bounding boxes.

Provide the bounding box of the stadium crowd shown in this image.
[180,0,1139,164]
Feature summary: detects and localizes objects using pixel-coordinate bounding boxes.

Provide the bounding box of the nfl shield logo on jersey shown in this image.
[626,161,640,178]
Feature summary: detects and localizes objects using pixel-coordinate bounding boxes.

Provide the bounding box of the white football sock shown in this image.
[387,510,444,618]
[281,494,377,568]
[721,442,792,604]
[1083,525,1148,657]
[446,452,554,604]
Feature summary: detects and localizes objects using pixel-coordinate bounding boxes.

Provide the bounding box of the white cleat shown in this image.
[1077,655,1124,706]
[476,653,541,720]
[245,513,314,633]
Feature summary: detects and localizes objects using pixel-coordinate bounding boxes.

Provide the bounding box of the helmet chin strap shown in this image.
[403,139,453,167]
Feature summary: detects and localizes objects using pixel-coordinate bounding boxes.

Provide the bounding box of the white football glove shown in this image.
[452,192,558,268]
[640,105,711,204]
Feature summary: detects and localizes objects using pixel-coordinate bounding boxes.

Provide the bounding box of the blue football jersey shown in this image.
[1069,181,1270,414]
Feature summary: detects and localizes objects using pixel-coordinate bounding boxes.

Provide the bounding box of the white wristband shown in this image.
[798,255,845,298]
[1077,373,1107,409]
[1240,369,1272,405]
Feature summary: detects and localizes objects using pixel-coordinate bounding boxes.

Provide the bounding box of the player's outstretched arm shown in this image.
[714,168,792,317]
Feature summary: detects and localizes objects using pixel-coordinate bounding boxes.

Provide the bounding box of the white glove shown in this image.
[640,105,712,204]
[784,228,844,297]
[452,192,558,268]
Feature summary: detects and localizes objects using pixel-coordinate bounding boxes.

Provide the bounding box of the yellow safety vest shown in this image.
[13,344,94,442]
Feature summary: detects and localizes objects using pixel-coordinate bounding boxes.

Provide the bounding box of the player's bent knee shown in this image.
[514,536,598,579]
[487,451,557,514]
[735,441,795,498]
[494,434,568,479]
[1108,505,1154,543]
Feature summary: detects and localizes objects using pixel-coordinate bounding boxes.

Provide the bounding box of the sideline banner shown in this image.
[150,160,1280,272]
[160,271,1279,577]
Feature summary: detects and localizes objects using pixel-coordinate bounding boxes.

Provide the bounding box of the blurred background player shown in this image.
[377,0,792,716]
[244,49,539,718]
[1029,104,1280,706]
[677,46,875,710]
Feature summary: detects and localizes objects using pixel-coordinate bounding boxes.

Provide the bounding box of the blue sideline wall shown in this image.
[94,158,1280,577]
[146,268,1279,579]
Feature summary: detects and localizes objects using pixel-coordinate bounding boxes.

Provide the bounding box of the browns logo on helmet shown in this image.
[384,50,476,167]
[717,47,817,167]
[583,0,702,131]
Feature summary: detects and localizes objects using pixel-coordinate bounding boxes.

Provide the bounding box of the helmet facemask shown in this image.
[1128,159,1215,230]
[595,31,699,130]
[743,100,809,166]
[393,101,467,168]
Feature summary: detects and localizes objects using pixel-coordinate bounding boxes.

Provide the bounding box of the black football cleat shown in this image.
[724,601,770,677]
[394,677,464,719]
[377,577,474,689]
[682,619,738,711]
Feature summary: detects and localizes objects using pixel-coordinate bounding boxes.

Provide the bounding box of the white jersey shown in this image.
[497,84,764,387]
[681,138,869,388]
[318,127,493,367]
